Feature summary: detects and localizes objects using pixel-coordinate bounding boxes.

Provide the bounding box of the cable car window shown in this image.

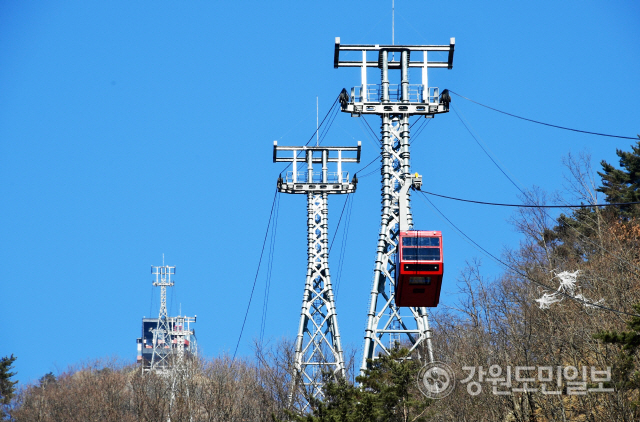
[403,247,440,261]
[402,237,440,247]
[409,276,431,285]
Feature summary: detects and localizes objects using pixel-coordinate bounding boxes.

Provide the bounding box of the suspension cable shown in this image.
[454,104,640,278]
[355,156,379,176]
[333,193,354,298]
[362,116,381,144]
[234,189,279,359]
[281,93,341,173]
[450,90,639,140]
[417,190,640,318]
[410,118,431,144]
[329,193,351,254]
[421,190,640,208]
[260,192,280,346]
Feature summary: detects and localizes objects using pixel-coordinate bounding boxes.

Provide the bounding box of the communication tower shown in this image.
[137,262,198,374]
[150,264,175,372]
[333,36,455,371]
[274,141,361,409]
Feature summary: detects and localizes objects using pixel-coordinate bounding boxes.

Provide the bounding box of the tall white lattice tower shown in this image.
[149,263,176,373]
[274,142,360,410]
[334,36,455,371]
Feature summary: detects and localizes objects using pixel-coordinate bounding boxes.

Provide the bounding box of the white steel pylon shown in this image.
[274,142,360,409]
[334,37,455,372]
[150,263,175,373]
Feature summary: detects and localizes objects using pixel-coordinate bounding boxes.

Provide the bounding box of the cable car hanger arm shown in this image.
[399,173,422,232]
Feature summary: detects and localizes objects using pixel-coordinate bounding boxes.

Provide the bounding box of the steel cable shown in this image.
[234,189,280,359]
[453,104,640,278]
[420,190,640,208]
[417,191,640,318]
[450,90,639,140]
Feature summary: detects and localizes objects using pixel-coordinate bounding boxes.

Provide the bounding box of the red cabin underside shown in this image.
[395,230,444,307]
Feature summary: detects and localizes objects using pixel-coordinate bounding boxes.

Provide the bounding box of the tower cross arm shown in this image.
[273,141,361,163]
[333,37,455,69]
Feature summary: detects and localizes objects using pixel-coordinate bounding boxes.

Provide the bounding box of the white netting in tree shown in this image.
[535,293,562,309]
[535,270,604,310]
[556,270,579,295]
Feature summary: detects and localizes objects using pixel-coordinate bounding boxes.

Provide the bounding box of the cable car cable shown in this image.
[360,165,382,179]
[455,105,640,279]
[450,90,639,141]
[354,115,433,178]
[340,194,355,290]
[357,117,382,148]
[421,190,640,208]
[260,192,280,347]
[417,190,640,318]
[411,118,432,144]
[334,193,354,298]
[308,94,340,145]
[453,106,523,192]
[362,117,381,144]
[329,193,351,254]
[234,189,280,359]
[281,94,340,174]
[354,156,379,175]
[409,117,427,140]
[318,103,341,145]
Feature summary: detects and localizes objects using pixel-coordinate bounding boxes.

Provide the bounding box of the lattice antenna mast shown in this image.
[274,141,361,411]
[150,263,176,372]
[334,36,454,372]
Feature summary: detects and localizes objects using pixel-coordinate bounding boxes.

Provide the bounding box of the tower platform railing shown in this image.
[351,84,440,104]
[285,171,350,184]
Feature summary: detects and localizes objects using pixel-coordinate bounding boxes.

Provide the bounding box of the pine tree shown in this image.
[597,139,640,218]
[593,304,640,404]
[287,346,431,422]
[0,355,17,420]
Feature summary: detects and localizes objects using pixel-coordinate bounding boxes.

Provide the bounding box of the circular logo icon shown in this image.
[417,362,455,399]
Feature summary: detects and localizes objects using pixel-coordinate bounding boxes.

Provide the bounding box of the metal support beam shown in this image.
[274,143,359,412]
[334,37,453,372]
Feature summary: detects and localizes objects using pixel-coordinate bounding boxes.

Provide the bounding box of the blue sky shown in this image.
[1,1,639,384]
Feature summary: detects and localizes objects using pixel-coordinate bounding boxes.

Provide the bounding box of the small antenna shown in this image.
[316,97,319,146]
[392,0,394,46]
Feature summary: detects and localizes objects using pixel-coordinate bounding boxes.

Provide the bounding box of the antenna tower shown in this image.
[149,264,176,372]
[274,141,361,410]
[334,36,455,371]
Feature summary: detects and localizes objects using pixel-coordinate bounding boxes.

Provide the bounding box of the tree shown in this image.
[287,345,431,422]
[593,303,640,405]
[597,139,640,218]
[0,355,17,419]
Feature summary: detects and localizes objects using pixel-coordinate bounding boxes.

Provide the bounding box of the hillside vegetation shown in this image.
[6,141,640,421]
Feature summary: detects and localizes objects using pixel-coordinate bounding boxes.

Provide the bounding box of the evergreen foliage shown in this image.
[597,139,640,218]
[0,355,17,420]
[593,304,640,403]
[543,140,640,260]
[289,346,431,422]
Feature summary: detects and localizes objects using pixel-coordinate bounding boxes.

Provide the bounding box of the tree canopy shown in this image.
[0,355,17,420]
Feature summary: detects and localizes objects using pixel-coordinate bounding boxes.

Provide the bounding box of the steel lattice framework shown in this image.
[274,142,360,409]
[150,264,175,372]
[147,263,198,375]
[333,37,455,372]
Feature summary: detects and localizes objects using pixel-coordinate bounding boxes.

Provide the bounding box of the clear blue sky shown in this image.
[1,1,639,384]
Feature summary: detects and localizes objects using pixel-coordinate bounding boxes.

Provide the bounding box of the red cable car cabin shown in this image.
[394,230,443,307]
